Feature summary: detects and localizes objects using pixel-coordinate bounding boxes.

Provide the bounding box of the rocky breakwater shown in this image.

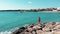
[12,22,60,34]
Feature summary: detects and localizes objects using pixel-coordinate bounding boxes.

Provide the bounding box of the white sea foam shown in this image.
[23,24,29,27]
[0,31,12,34]
[0,27,19,34]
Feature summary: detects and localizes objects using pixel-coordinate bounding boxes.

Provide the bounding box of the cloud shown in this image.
[28,1,32,4]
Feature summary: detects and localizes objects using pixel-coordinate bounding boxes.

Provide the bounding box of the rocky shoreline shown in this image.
[11,22,60,34]
[11,17,60,34]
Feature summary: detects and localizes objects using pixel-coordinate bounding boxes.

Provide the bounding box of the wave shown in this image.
[0,24,29,34]
[0,27,19,34]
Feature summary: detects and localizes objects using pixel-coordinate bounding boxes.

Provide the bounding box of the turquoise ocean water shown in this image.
[0,11,60,34]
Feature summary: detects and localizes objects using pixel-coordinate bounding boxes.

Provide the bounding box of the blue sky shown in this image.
[0,0,60,10]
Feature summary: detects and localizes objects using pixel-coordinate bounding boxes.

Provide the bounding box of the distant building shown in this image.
[53,10,57,11]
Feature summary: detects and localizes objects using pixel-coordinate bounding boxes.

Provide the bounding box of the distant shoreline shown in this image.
[0,10,60,12]
[0,8,60,12]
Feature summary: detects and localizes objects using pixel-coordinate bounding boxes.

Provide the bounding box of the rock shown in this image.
[53,31,60,34]
[42,27,50,32]
[44,32,52,34]
[53,25,60,30]
[36,30,43,34]
[33,24,41,30]
[32,31,36,34]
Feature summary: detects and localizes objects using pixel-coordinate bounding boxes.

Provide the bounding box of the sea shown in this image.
[0,11,60,34]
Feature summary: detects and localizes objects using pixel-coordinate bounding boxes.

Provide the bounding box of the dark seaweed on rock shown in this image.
[12,27,26,34]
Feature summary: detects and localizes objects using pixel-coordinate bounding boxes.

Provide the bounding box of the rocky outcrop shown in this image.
[12,22,60,34]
